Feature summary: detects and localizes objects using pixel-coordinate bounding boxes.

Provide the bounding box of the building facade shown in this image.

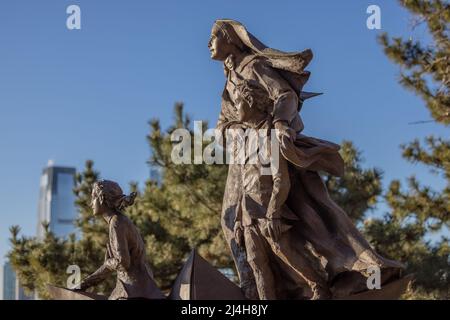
[1,165,79,300]
[37,166,79,240]
[0,262,16,300]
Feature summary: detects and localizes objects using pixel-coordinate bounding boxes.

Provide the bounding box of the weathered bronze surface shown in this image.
[209,19,406,300]
[74,180,164,300]
[169,250,246,300]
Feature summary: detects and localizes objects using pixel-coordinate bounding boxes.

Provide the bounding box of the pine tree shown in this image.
[8,161,115,298]
[7,103,231,296]
[131,103,231,289]
[364,0,449,299]
[7,103,387,298]
[324,141,383,223]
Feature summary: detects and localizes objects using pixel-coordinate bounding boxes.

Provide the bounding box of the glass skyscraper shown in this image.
[1,165,79,300]
[37,165,79,240]
[0,262,33,300]
[0,262,16,300]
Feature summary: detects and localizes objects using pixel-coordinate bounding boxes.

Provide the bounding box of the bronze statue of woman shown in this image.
[77,180,164,300]
[209,19,404,300]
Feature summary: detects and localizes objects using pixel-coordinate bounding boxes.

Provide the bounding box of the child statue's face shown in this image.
[91,191,103,216]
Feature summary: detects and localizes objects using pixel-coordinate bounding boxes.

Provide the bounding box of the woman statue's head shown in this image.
[208,20,246,61]
[91,180,137,216]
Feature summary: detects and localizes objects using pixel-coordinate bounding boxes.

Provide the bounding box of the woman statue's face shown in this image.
[208,28,231,61]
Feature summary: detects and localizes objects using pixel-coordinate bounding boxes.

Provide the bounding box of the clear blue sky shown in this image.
[0,0,448,264]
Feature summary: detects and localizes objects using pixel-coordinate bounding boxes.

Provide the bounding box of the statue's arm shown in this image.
[77,217,131,290]
[252,60,299,127]
[104,216,131,271]
[216,88,242,146]
[78,264,112,290]
[267,155,290,220]
[261,155,291,241]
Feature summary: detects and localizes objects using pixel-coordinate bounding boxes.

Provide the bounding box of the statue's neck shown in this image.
[103,209,118,224]
[224,51,247,71]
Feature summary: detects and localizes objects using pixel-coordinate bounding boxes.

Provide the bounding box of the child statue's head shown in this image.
[91,180,137,216]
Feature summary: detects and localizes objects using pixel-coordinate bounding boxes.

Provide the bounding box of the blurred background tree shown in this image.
[8,103,231,296]
[8,103,383,298]
[363,0,449,299]
[324,141,383,224]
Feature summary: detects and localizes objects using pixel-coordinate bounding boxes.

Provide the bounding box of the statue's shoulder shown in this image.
[240,54,271,73]
[109,213,128,227]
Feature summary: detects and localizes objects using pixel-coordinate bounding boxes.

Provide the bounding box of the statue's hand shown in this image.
[266,218,283,242]
[76,281,88,291]
[76,278,93,291]
[234,221,244,248]
[274,121,295,143]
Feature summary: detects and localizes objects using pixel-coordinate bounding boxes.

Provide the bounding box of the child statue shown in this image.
[77,180,164,300]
